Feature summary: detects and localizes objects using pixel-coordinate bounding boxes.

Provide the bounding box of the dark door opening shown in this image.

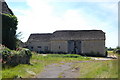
[68,40,81,54]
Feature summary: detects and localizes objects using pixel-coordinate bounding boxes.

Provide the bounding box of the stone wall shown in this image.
[51,40,68,53]
[27,34,52,53]
[26,30,106,56]
[27,41,51,53]
[81,40,105,56]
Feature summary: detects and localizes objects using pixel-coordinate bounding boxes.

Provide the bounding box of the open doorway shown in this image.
[68,40,81,54]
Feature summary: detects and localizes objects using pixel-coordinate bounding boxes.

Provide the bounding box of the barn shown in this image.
[26,30,106,57]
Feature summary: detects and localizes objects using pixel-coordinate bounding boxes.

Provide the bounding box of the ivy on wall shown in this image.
[1,13,18,50]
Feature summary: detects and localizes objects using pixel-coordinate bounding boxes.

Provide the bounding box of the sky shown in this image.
[5,0,119,48]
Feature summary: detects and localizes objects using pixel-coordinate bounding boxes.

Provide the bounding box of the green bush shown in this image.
[1,47,32,68]
[113,46,120,54]
[115,49,120,54]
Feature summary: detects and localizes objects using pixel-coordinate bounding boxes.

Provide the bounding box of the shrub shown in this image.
[1,47,32,68]
[115,49,120,54]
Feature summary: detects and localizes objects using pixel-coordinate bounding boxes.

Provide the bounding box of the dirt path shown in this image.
[35,62,80,78]
[91,54,118,60]
[35,55,118,78]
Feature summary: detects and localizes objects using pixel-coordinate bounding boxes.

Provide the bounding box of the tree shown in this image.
[116,46,120,49]
[16,32,25,48]
[115,46,120,54]
[2,13,18,50]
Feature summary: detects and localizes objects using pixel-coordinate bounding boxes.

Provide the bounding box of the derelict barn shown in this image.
[26,30,106,57]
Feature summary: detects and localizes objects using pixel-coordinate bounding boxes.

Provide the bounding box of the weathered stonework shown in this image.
[26,30,106,57]
[0,0,13,15]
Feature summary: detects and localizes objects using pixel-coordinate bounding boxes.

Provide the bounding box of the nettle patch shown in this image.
[0,45,32,68]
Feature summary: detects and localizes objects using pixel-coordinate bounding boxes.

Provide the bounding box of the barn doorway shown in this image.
[68,40,81,54]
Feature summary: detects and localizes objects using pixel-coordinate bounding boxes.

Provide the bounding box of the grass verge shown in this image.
[72,60,118,78]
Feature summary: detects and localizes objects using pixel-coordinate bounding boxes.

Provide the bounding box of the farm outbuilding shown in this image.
[26,30,106,57]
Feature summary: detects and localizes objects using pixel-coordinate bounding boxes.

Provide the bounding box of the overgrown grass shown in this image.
[2,53,118,78]
[2,53,90,78]
[2,64,44,78]
[107,50,119,58]
[72,60,118,78]
[107,50,114,54]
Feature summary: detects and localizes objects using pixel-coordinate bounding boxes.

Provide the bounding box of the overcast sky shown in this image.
[6,0,119,48]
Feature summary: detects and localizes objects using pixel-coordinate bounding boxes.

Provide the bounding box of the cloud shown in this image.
[13,0,118,47]
[5,0,26,2]
[50,0,119,2]
[5,0,119,2]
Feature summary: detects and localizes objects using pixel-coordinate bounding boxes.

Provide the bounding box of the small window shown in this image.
[59,46,60,49]
[38,46,41,48]
[44,46,48,51]
[31,46,33,49]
